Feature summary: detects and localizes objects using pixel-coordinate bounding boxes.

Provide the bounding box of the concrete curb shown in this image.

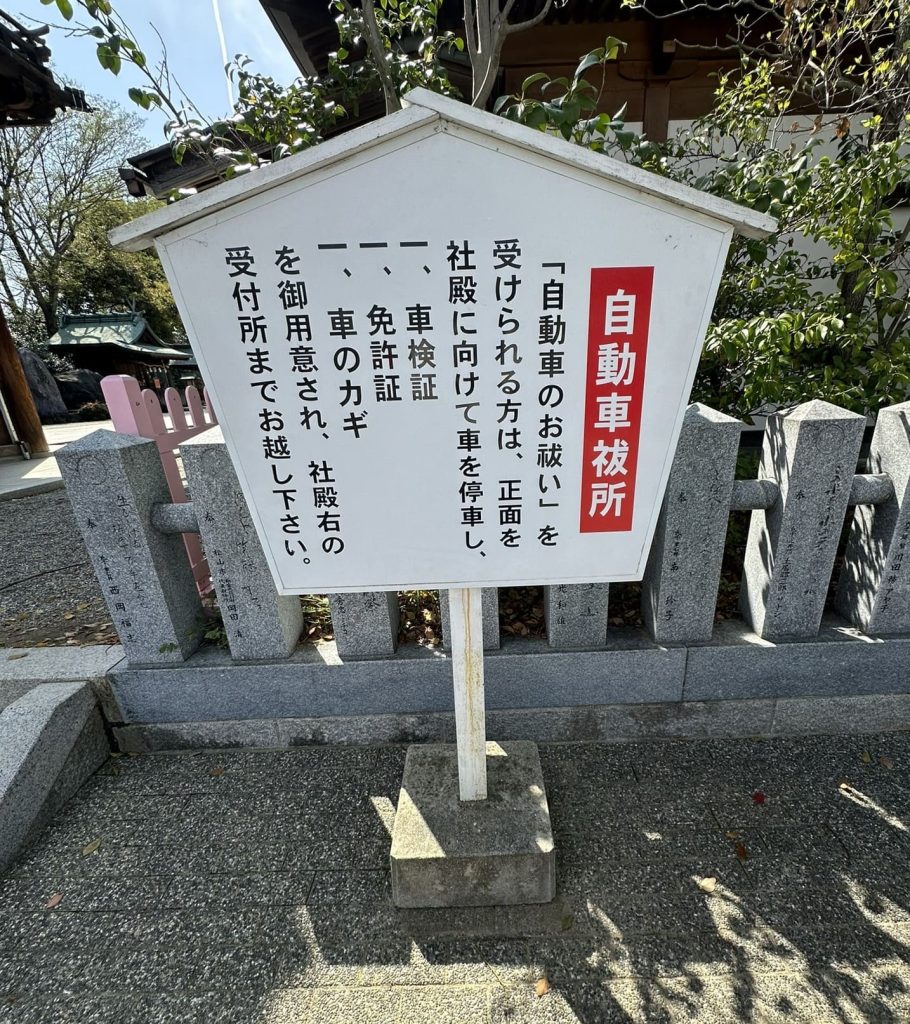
[0,682,109,871]
[0,478,64,501]
[0,646,125,716]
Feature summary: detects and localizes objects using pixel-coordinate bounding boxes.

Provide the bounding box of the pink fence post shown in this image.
[202,387,218,426]
[101,374,213,595]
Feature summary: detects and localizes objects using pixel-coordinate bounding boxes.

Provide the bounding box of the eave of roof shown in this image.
[110,87,776,253]
[47,315,189,360]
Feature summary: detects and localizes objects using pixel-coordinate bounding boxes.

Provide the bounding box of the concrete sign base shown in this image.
[390,741,555,908]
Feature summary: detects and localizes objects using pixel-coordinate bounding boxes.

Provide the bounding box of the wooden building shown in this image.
[122,0,744,198]
[0,11,89,456]
[260,0,745,141]
[47,313,190,394]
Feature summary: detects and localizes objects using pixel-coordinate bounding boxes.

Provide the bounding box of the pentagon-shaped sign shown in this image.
[112,89,774,595]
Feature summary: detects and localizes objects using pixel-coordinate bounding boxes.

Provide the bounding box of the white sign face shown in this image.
[156,117,733,594]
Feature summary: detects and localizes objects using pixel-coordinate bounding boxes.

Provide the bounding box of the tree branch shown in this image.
[358,0,402,114]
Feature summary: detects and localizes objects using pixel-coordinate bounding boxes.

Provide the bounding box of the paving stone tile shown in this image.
[7,840,197,880]
[162,871,315,910]
[551,783,718,833]
[0,943,312,999]
[553,826,737,872]
[8,737,910,1020]
[17,818,184,853]
[0,877,171,914]
[490,980,626,1023]
[262,984,491,1024]
[0,917,34,954]
[557,867,728,939]
[12,910,176,951]
[0,992,274,1024]
[707,788,814,831]
[52,789,191,827]
[732,825,852,890]
[599,971,840,1023]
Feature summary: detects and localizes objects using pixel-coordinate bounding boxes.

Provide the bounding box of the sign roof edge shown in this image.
[404,88,777,240]
[110,88,777,253]
[109,104,440,252]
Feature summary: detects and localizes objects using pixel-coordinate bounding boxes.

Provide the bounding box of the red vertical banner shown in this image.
[579,267,654,533]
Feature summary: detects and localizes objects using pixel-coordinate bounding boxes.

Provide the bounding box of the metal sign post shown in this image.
[447,587,487,801]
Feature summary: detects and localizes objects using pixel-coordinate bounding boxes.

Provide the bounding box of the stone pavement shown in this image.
[2,732,910,1023]
[0,422,112,501]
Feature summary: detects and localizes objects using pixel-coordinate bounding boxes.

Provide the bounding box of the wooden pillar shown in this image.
[0,308,48,455]
[643,80,671,144]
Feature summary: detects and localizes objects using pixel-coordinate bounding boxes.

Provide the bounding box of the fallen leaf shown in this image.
[880,756,894,770]
[861,750,872,764]
[45,892,63,909]
[725,830,739,841]
[698,875,717,893]
[82,838,102,857]
[734,842,749,862]
[752,791,766,805]
[535,976,550,998]
[63,613,75,620]
[210,765,225,777]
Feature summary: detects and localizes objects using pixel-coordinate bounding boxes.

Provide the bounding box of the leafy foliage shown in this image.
[0,99,145,345]
[42,0,910,416]
[496,2,910,416]
[58,198,185,343]
[331,0,462,113]
[40,0,460,178]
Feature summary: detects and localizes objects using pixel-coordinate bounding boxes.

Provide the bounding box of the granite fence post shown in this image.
[440,587,500,651]
[836,401,910,634]
[181,428,303,661]
[543,584,610,648]
[740,400,865,640]
[56,430,202,665]
[329,592,400,658]
[641,403,742,643]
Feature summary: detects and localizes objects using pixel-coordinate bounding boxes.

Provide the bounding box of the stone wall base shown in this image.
[104,618,910,747]
[114,690,910,753]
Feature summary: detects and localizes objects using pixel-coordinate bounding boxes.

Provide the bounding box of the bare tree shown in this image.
[339,0,560,114]
[463,0,557,108]
[0,100,144,342]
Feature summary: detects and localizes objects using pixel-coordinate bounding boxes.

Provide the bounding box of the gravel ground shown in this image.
[0,491,116,649]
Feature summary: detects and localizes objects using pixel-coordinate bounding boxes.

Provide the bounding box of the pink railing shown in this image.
[101,374,217,594]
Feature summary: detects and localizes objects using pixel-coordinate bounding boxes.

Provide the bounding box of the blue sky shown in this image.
[28,0,303,149]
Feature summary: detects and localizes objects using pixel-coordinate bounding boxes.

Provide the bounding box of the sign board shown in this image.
[112,89,774,596]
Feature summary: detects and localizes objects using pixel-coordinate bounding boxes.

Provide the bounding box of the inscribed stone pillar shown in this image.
[740,400,864,640]
[641,403,742,643]
[440,587,500,651]
[182,428,303,660]
[329,592,400,658]
[836,401,910,634]
[56,430,202,664]
[543,584,610,648]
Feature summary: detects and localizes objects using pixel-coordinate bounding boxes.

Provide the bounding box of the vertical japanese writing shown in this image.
[227,245,305,563]
[448,239,485,556]
[493,238,524,549]
[580,266,653,533]
[536,261,565,548]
